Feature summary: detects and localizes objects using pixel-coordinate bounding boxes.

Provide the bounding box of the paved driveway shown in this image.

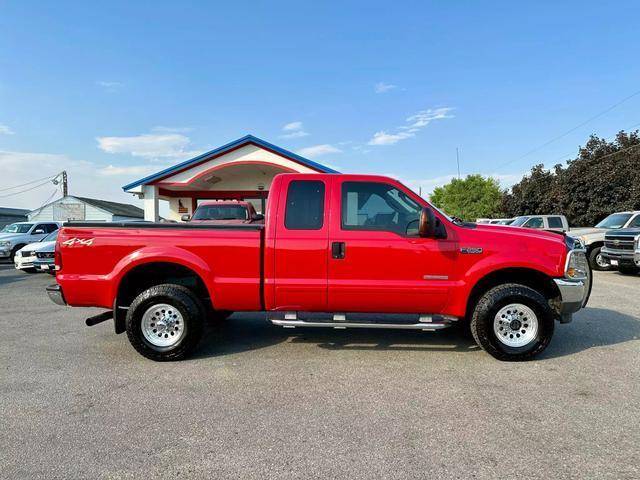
[1,264,638,479]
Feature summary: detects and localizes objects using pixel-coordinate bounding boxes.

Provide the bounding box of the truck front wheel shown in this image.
[470,283,554,361]
[588,246,611,271]
[125,284,204,361]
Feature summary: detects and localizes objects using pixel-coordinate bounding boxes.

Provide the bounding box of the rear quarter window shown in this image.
[284,180,325,230]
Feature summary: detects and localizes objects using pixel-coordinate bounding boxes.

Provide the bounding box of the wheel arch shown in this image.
[113,260,212,334]
[465,267,560,319]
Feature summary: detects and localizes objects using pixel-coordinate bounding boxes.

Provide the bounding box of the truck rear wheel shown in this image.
[125,284,204,361]
[470,283,554,361]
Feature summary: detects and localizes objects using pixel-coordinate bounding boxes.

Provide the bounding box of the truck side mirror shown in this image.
[251,213,264,222]
[419,207,436,238]
[181,214,191,222]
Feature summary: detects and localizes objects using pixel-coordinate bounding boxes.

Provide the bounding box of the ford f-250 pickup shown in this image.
[47,173,591,361]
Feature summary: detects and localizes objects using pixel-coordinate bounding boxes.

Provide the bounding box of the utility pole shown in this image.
[456,148,461,179]
[61,171,68,197]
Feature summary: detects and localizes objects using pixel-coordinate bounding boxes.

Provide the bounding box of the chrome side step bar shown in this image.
[270,318,452,332]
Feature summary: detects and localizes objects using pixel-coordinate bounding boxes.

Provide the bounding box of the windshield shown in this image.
[595,213,632,229]
[1,223,33,234]
[510,216,529,227]
[42,230,59,242]
[193,205,248,221]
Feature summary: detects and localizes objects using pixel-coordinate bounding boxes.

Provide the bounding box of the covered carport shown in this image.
[123,135,338,221]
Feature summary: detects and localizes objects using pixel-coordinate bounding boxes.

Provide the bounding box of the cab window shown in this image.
[341,181,421,235]
[547,217,563,229]
[523,217,543,228]
[285,180,325,230]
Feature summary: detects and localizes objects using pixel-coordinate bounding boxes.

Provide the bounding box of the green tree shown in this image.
[502,130,640,226]
[430,174,504,221]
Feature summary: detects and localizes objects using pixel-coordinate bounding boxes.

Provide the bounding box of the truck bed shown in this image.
[57,222,264,310]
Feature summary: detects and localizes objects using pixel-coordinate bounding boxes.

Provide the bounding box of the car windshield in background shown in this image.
[510,217,529,226]
[1,223,32,234]
[193,205,247,220]
[595,213,632,229]
[42,230,59,242]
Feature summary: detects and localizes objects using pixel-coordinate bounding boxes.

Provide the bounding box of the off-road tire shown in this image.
[126,284,204,361]
[470,283,554,361]
[588,246,611,271]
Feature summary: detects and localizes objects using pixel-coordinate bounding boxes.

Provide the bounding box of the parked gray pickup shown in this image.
[601,228,640,275]
[569,211,640,270]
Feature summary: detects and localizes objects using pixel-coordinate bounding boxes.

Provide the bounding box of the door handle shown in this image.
[332,241,346,259]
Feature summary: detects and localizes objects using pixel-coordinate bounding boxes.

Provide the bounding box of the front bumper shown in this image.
[34,259,55,271]
[46,284,67,306]
[552,275,591,323]
[601,247,637,266]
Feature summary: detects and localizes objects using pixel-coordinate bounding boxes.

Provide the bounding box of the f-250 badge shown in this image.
[62,238,94,246]
[460,247,483,254]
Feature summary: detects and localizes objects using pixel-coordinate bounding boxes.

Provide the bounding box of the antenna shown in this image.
[456,148,461,179]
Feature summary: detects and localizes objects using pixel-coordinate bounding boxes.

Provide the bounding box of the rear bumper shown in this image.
[553,276,591,324]
[46,284,67,306]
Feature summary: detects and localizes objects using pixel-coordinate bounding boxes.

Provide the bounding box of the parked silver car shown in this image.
[0,222,61,261]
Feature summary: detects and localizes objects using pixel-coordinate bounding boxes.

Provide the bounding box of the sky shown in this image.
[1,0,640,211]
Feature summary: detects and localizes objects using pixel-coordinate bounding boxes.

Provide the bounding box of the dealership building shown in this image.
[123,135,338,221]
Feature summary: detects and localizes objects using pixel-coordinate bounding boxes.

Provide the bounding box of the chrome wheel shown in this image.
[595,253,609,268]
[141,303,185,347]
[493,303,538,348]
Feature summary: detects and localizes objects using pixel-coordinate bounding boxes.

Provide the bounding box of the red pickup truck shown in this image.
[47,173,591,361]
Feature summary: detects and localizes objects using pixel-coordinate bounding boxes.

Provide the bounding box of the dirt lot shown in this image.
[1,264,638,479]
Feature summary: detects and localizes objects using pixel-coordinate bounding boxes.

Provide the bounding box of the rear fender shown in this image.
[108,246,216,306]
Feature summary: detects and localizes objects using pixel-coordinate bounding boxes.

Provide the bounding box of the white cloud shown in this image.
[367,106,454,146]
[96,133,200,160]
[374,82,397,94]
[97,80,124,91]
[0,150,148,210]
[280,121,309,139]
[296,144,342,158]
[368,131,415,146]
[0,124,14,135]
[406,107,454,128]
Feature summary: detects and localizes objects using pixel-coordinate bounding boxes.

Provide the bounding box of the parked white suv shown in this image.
[0,222,61,261]
[569,211,640,270]
[509,215,569,232]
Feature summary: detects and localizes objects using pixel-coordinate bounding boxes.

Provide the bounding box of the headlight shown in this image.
[566,250,589,279]
[635,235,640,252]
[0,241,11,248]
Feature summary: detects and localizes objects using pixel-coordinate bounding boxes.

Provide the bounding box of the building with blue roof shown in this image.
[123,135,338,221]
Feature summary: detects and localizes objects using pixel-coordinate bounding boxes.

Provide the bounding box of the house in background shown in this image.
[123,134,338,221]
[28,196,144,223]
[0,207,30,228]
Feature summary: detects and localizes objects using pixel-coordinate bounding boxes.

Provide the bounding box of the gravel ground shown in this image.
[1,264,638,479]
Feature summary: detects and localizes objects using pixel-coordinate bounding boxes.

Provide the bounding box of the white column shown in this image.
[142,185,159,222]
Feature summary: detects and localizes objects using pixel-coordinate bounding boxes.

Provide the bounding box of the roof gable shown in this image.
[74,196,144,218]
[122,134,339,192]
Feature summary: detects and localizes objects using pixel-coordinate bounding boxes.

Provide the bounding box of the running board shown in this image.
[270,319,452,331]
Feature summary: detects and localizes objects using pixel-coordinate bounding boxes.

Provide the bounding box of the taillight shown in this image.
[54,239,62,271]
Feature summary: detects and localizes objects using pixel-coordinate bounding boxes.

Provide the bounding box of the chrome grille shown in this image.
[604,237,634,251]
[36,252,54,259]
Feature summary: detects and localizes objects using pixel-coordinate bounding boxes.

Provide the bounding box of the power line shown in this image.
[0,178,56,199]
[496,89,640,171]
[0,173,59,193]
